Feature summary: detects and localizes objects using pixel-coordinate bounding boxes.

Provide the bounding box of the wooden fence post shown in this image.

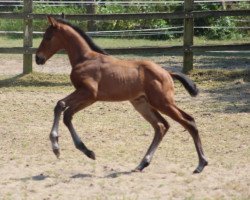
[183,0,194,73]
[86,0,96,31]
[23,0,33,74]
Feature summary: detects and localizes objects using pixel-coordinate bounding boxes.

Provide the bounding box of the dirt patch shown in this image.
[0,72,249,199]
[0,52,249,76]
[0,54,71,75]
[0,51,249,199]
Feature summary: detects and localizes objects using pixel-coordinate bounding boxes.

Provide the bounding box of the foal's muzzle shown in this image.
[35,55,46,65]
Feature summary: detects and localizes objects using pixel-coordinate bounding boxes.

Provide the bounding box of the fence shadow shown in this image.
[0,73,71,88]
[194,52,249,70]
[203,81,250,113]
[132,52,249,72]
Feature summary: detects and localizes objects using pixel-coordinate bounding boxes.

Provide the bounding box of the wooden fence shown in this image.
[0,0,249,74]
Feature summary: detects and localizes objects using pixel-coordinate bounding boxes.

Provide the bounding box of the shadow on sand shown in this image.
[70,170,137,180]
[0,73,71,88]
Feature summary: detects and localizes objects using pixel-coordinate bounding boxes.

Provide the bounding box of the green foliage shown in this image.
[205,17,242,40]
[0,19,23,31]
[33,4,87,31]
[95,4,173,39]
[0,6,23,31]
[194,3,245,40]
[0,2,248,40]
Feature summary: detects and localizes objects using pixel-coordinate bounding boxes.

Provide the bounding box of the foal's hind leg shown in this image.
[151,101,208,173]
[130,96,170,171]
[174,106,208,173]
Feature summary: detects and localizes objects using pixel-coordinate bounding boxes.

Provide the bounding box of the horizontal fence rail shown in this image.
[1,25,250,37]
[0,10,250,20]
[1,44,250,55]
[1,0,250,5]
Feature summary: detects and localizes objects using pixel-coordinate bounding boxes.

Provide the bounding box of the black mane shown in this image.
[56,18,108,55]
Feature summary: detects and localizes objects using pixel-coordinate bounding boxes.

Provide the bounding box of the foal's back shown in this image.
[74,52,174,102]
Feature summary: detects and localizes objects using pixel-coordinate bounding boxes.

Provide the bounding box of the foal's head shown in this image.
[36,16,64,65]
[36,16,108,65]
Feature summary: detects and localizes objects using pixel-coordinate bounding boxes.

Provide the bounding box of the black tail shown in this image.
[170,72,199,97]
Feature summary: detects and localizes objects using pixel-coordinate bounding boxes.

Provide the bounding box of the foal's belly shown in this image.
[97,66,144,101]
[97,79,144,101]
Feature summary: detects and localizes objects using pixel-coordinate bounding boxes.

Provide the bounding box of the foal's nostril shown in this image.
[35,55,45,65]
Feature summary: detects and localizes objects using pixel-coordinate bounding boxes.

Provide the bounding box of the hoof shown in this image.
[132,168,142,173]
[193,168,202,174]
[193,160,208,174]
[86,150,96,160]
[134,161,150,172]
[53,148,60,158]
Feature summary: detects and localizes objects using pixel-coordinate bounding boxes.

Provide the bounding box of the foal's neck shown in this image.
[62,26,92,67]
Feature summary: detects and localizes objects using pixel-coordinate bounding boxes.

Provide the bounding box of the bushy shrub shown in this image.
[0,1,247,40]
[194,3,245,40]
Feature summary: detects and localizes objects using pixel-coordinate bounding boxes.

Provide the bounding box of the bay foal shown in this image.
[36,16,208,173]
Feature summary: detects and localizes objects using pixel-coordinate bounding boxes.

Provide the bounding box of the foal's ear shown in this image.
[47,16,58,27]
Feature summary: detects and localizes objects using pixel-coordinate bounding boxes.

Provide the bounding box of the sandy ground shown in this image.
[0,54,250,200]
[0,51,249,75]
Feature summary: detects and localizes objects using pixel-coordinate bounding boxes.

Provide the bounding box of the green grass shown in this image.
[0,35,249,48]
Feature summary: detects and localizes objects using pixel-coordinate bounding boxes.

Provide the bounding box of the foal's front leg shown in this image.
[63,103,96,160]
[50,89,95,159]
[50,101,66,158]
